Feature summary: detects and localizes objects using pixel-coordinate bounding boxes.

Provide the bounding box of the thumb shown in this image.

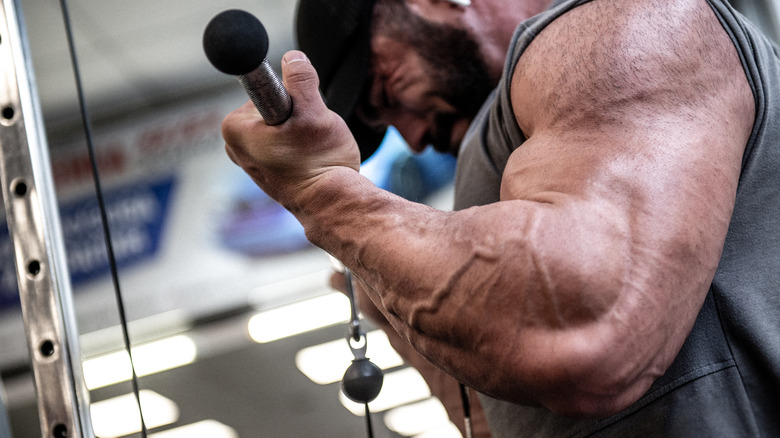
[281,50,325,113]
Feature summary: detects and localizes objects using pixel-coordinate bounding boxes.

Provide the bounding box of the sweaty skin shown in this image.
[223,0,754,418]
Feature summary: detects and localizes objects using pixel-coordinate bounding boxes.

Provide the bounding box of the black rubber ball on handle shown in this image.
[342,358,384,404]
[203,9,269,75]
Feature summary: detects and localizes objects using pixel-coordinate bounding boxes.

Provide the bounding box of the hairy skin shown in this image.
[223,0,754,418]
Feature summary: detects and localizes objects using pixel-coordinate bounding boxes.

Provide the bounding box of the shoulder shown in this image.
[509,0,754,137]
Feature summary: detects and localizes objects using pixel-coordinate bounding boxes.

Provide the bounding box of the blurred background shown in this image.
[0,0,776,437]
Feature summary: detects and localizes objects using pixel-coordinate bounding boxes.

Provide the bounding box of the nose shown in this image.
[388,112,432,153]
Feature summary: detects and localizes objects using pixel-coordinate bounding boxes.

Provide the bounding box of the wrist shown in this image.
[289,166,385,250]
[282,166,363,224]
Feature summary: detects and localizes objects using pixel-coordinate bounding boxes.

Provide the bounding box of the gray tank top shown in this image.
[454,0,780,436]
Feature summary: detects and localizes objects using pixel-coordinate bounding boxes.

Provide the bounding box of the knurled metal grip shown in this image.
[239,59,292,125]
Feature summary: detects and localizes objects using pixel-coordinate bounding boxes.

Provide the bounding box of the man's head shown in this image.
[296,0,496,159]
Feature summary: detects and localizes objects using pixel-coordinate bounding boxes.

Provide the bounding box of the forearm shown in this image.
[290,167,647,411]
[290,153,736,420]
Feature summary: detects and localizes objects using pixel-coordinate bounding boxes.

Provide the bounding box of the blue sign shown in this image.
[0,176,175,310]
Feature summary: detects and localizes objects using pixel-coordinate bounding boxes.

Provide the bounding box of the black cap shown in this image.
[296,0,387,161]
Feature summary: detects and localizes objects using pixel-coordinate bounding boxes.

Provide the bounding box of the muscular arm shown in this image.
[223,0,753,418]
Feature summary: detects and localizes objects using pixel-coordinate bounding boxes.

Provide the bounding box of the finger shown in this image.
[222,100,258,140]
[329,271,347,294]
[281,50,327,115]
[227,99,261,121]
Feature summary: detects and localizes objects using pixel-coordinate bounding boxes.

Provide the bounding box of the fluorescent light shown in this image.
[413,422,463,438]
[90,390,178,438]
[248,293,350,343]
[80,310,192,357]
[383,398,451,436]
[83,335,197,390]
[339,368,431,415]
[295,330,404,385]
[134,335,197,375]
[149,420,238,438]
[250,269,333,306]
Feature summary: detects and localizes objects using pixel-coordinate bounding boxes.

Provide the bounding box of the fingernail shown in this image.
[284,51,309,65]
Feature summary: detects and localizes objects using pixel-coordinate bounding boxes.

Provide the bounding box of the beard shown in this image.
[409,22,496,155]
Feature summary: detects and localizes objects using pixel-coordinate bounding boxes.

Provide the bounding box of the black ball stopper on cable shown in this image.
[203,9,292,124]
[342,358,384,404]
[344,357,383,438]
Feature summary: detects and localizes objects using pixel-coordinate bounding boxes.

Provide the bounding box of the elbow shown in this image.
[497,328,661,419]
[551,344,662,419]
[540,381,650,419]
[541,361,653,419]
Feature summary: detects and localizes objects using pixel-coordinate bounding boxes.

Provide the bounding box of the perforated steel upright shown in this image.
[0,1,93,436]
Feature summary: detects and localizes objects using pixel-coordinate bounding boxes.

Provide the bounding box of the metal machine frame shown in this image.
[0,0,92,436]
